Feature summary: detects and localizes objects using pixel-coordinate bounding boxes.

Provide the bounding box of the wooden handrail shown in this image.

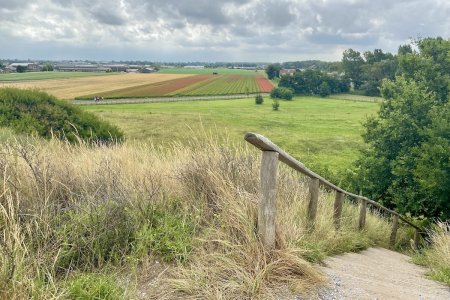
[245,132,421,248]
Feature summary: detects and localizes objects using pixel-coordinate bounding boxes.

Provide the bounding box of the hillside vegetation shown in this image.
[0,135,411,299]
[0,88,123,143]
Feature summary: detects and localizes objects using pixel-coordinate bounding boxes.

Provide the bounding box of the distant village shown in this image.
[0,60,266,74]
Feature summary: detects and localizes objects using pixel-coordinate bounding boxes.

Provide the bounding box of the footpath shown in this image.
[72,93,269,105]
[316,247,449,299]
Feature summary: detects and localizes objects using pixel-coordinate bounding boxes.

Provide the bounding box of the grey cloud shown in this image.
[0,0,449,61]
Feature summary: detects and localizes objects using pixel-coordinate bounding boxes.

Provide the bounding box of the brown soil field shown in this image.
[0,73,194,99]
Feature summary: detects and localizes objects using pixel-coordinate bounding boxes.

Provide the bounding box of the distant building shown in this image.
[54,64,111,72]
[140,67,156,73]
[9,62,40,71]
[184,65,204,69]
[279,69,296,76]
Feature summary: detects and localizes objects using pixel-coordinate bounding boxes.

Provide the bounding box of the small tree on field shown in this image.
[272,99,280,111]
[42,64,54,71]
[255,94,263,104]
[16,65,26,73]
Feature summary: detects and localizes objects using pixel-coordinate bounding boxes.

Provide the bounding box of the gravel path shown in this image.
[316,247,450,300]
[71,93,269,105]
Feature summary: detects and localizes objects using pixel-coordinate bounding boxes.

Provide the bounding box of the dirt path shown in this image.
[317,247,449,300]
[71,93,269,105]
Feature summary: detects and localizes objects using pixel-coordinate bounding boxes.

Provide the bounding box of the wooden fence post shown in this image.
[358,199,367,230]
[333,191,344,229]
[307,178,320,226]
[259,151,279,249]
[413,229,420,250]
[389,215,399,247]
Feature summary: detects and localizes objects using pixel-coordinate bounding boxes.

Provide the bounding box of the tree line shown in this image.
[265,37,450,221]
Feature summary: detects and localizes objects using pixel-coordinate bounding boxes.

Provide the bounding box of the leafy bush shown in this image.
[255,94,264,104]
[272,99,280,110]
[0,87,123,143]
[270,87,293,100]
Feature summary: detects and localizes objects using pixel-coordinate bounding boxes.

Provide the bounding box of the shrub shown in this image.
[65,273,125,300]
[270,87,293,100]
[0,87,123,143]
[255,94,264,104]
[272,99,280,110]
[318,81,331,97]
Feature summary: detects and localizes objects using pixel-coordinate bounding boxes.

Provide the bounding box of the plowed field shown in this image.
[0,73,193,99]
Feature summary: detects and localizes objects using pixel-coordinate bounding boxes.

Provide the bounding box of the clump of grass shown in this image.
[413,222,450,285]
[65,273,125,300]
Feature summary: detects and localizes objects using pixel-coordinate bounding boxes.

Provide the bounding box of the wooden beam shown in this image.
[258,151,279,249]
[333,191,344,229]
[244,132,422,231]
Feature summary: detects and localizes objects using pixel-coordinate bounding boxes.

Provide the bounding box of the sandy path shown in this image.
[318,247,449,300]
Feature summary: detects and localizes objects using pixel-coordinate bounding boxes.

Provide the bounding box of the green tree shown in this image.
[265,63,281,80]
[342,48,364,89]
[349,37,450,220]
[255,94,263,104]
[318,82,331,97]
[16,65,26,73]
[42,63,54,71]
[270,87,293,100]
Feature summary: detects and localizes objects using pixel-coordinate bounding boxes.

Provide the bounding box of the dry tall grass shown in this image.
[0,135,409,299]
[414,222,450,285]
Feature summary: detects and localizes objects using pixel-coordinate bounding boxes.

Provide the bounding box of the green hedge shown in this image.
[0,88,123,143]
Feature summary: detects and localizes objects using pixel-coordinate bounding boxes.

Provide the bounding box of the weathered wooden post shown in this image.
[413,229,420,250]
[389,214,399,247]
[307,178,320,226]
[333,191,344,229]
[259,151,279,249]
[358,199,367,230]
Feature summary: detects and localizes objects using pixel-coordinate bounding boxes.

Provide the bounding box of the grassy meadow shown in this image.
[83,96,379,175]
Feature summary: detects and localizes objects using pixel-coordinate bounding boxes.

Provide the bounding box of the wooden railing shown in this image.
[245,132,421,250]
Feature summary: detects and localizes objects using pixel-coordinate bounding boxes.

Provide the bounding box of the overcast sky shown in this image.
[0,0,449,62]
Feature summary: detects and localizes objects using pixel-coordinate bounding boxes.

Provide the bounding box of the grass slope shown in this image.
[0,71,115,82]
[0,135,409,299]
[83,96,379,174]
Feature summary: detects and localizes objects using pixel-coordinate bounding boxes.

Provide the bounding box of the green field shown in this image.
[159,67,264,75]
[167,75,262,96]
[0,71,115,82]
[83,96,379,174]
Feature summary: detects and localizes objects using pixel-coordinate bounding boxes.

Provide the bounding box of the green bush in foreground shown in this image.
[0,87,123,143]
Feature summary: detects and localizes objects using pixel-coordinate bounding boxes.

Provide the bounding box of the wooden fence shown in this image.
[245,132,422,250]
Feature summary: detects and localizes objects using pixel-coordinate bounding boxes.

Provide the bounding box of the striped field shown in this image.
[0,71,274,99]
